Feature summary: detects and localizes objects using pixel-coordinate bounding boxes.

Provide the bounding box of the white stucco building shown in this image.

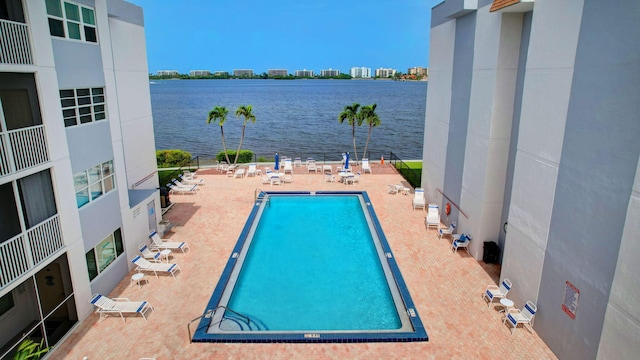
[0,0,159,356]
[422,0,639,359]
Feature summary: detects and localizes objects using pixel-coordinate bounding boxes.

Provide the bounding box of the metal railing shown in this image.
[0,125,49,178]
[187,306,252,343]
[0,19,32,65]
[0,215,62,290]
[389,152,421,188]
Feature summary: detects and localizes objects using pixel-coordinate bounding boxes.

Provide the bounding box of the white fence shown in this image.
[0,19,32,65]
[0,215,62,290]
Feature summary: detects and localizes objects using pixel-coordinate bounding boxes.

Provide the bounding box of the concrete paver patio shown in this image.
[50,164,557,360]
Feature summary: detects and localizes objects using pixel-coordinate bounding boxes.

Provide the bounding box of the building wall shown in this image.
[534,0,640,358]
[424,0,640,358]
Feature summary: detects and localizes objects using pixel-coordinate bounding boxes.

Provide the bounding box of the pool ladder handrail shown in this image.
[254,188,270,205]
[187,306,253,343]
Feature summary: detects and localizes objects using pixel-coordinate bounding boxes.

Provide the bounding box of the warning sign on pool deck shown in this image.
[562,281,580,319]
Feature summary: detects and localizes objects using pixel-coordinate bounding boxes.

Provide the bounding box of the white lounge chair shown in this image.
[246,163,257,177]
[179,174,204,185]
[90,293,154,322]
[138,243,161,262]
[183,170,197,179]
[412,188,426,211]
[131,256,181,279]
[167,183,197,195]
[426,204,440,229]
[234,168,245,178]
[294,157,302,167]
[438,221,456,239]
[149,231,190,253]
[451,233,471,254]
[283,159,293,174]
[173,178,199,189]
[307,162,318,173]
[362,158,372,174]
[503,301,537,335]
[388,184,399,195]
[483,279,513,308]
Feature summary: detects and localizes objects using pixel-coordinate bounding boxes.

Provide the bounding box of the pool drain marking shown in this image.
[386,252,393,258]
[407,308,416,317]
[232,253,239,258]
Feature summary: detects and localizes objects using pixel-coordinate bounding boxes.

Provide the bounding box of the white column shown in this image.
[501,0,585,305]
[458,7,522,259]
[422,19,456,203]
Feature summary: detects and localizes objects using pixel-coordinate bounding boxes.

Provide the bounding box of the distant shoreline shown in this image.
[148,76,427,82]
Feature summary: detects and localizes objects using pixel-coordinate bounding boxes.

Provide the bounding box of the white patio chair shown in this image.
[438,221,456,239]
[90,294,154,322]
[503,301,537,335]
[138,243,161,262]
[388,184,399,195]
[246,163,257,177]
[362,158,372,174]
[482,279,513,308]
[412,188,426,211]
[283,159,293,174]
[149,231,190,253]
[451,233,471,254]
[179,174,204,185]
[426,204,440,229]
[131,256,181,279]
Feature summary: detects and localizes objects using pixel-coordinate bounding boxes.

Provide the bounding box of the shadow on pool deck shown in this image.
[49,165,557,360]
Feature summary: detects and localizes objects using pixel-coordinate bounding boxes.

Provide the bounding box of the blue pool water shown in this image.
[193,191,427,343]
[228,195,400,330]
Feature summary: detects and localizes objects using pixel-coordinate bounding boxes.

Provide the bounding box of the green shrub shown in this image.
[156,149,192,168]
[216,150,254,164]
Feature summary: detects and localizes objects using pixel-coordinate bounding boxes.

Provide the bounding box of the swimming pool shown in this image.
[192,191,427,342]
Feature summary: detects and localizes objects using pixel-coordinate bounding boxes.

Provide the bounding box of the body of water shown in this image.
[149,79,427,161]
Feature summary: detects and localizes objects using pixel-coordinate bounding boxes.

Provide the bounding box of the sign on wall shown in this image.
[562,281,580,319]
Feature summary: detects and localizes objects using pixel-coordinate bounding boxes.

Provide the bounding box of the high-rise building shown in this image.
[407,66,428,77]
[233,69,254,77]
[0,0,159,355]
[375,68,397,78]
[350,67,371,79]
[295,69,314,77]
[157,70,179,76]
[423,1,639,358]
[320,68,341,77]
[189,70,211,76]
[268,69,288,77]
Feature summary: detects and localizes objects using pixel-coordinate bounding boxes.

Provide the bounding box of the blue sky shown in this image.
[128,0,441,74]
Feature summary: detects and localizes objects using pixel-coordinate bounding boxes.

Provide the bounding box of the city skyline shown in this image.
[127,0,439,73]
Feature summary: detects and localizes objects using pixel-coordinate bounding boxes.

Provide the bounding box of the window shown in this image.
[60,87,106,127]
[85,229,123,281]
[0,292,15,317]
[74,160,115,208]
[46,0,96,43]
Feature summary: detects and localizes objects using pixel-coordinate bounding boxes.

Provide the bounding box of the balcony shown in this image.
[0,18,32,65]
[0,214,63,290]
[0,125,49,178]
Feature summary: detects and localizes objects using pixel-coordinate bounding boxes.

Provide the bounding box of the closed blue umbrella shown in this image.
[345,152,350,170]
[274,152,280,171]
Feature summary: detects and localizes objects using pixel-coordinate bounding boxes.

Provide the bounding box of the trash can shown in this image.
[483,241,500,264]
[159,187,171,208]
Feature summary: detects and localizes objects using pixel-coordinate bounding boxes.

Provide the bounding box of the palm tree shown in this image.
[206,106,231,165]
[359,103,381,160]
[338,103,362,164]
[234,105,256,166]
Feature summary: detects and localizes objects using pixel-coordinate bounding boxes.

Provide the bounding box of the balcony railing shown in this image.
[0,125,49,178]
[0,215,62,290]
[0,19,32,65]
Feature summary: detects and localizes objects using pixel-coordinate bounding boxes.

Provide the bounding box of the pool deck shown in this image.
[50,163,557,359]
